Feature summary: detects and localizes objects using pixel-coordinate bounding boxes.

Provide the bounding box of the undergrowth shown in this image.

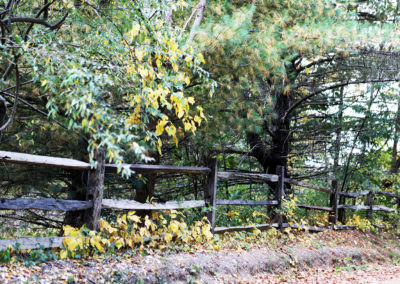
[0,207,396,266]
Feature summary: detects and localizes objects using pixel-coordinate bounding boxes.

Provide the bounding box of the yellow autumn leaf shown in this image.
[177,107,185,119]
[165,125,176,137]
[135,48,145,61]
[185,76,190,85]
[156,117,169,136]
[197,53,205,64]
[126,239,134,248]
[197,106,205,119]
[169,221,179,234]
[184,122,192,132]
[144,217,152,229]
[62,225,76,236]
[127,212,141,223]
[139,227,149,237]
[185,55,192,63]
[81,118,88,128]
[172,134,179,146]
[156,58,162,69]
[99,219,118,234]
[187,97,195,104]
[138,66,148,78]
[59,250,68,259]
[194,115,201,126]
[155,122,165,136]
[164,233,173,244]
[90,236,103,251]
[157,138,162,155]
[129,23,140,39]
[115,238,124,249]
[101,238,110,246]
[213,244,221,250]
[63,237,79,251]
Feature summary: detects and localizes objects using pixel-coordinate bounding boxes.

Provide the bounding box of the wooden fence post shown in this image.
[328,180,338,224]
[396,198,400,230]
[366,191,373,219]
[338,195,346,224]
[205,158,217,233]
[84,148,105,231]
[276,166,285,231]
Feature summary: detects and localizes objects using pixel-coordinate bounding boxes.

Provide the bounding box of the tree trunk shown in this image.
[0,95,6,134]
[269,91,291,174]
[391,103,400,173]
[246,90,292,174]
[188,0,207,42]
[333,87,344,171]
[83,148,105,231]
[63,170,87,227]
[134,152,160,218]
[63,137,88,228]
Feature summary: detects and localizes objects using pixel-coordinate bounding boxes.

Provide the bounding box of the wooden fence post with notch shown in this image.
[205,158,217,233]
[328,180,338,225]
[276,166,285,231]
[84,148,105,231]
[366,191,373,219]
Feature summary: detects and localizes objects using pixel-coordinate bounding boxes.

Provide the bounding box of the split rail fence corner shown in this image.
[0,150,399,251]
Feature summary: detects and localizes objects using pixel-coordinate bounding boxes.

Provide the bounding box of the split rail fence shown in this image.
[0,150,398,251]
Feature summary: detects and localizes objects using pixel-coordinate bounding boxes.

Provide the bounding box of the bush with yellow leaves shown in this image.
[60,210,213,259]
[280,194,299,221]
[346,215,375,232]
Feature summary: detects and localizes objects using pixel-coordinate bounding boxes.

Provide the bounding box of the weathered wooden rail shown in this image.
[336,188,400,223]
[1,149,399,251]
[286,177,398,225]
[211,166,285,233]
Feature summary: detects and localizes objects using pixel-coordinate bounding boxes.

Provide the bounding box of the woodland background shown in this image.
[1,0,400,234]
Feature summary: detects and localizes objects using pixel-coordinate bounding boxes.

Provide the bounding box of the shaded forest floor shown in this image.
[1,230,400,283]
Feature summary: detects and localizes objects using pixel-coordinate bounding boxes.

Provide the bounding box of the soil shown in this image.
[1,230,400,283]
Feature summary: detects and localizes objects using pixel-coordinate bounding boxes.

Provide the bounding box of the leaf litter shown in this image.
[1,230,400,283]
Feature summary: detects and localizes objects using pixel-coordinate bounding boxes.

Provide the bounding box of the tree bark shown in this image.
[391,103,400,173]
[163,6,173,27]
[188,0,206,42]
[270,91,291,174]
[63,137,89,228]
[134,152,160,218]
[63,170,88,227]
[333,87,344,170]
[246,88,292,174]
[0,95,6,136]
[83,148,105,231]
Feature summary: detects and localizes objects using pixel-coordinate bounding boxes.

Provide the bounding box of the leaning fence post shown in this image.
[366,191,373,219]
[205,158,217,233]
[84,148,105,231]
[329,180,338,225]
[276,166,285,231]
